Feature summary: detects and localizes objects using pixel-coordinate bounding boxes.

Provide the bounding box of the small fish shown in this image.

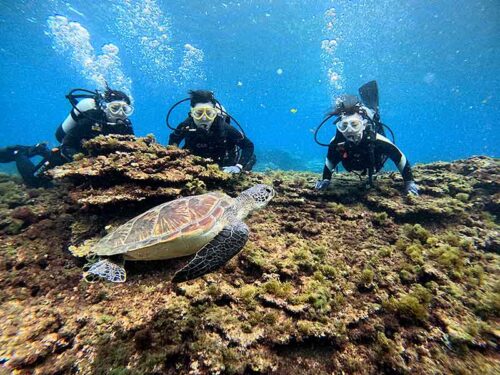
[290,108,298,114]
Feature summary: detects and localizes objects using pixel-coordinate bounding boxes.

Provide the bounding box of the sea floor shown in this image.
[0,135,498,374]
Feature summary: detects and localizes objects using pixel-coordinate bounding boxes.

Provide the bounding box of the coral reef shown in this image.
[48,134,230,208]
[0,148,498,374]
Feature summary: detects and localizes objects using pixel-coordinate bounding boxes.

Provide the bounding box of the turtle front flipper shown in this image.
[173,221,250,282]
[84,258,126,283]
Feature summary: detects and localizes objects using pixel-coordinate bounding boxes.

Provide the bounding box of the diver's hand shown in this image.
[114,119,127,126]
[405,181,419,196]
[315,179,331,191]
[222,165,242,174]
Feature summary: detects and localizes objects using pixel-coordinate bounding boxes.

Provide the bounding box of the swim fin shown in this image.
[359,80,379,114]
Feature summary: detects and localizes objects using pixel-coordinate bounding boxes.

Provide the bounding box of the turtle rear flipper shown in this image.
[84,259,126,283]
[173,221,249,282]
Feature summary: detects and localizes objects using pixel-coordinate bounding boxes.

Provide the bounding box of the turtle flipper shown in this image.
[84,259,126,283]
[173,221,250,282]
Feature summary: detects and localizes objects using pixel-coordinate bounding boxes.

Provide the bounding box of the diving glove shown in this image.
[222,164,242,174]
[315,179,331,191]
[405,181,419,196]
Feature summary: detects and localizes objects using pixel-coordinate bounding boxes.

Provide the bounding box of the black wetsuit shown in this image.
[0,145,58,187]
[58,109,134,160]
[0,108,134,187]
[322,130,413,182]
[168,116,256,171]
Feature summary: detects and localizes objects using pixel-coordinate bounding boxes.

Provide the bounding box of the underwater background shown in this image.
[0,0,498,173]
[1,2,500,374]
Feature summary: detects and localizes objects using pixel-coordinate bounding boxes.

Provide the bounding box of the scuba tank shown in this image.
[55,88,102,142]
[56,98,97,142]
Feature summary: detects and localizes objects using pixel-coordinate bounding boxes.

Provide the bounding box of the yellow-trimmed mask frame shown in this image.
[190,106,218,121]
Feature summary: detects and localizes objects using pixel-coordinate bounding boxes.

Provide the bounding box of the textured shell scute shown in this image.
[93,192,230,255]
[126,210,160,244]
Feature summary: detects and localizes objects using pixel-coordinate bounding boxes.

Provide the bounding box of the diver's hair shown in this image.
[103,88,131,104]
[189,90,215,107]
[327,94,362,117]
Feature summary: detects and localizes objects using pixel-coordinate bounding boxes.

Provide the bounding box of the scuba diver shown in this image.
[313,81,419,196]
[167,90,256,173]
[0,85,135,188]
[55,84,135,160]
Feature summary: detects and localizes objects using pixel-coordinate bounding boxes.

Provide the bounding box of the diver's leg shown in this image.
[0,145,31,163]
[0,143,50,163]
[15,155,43,187]
[0,147,16,163]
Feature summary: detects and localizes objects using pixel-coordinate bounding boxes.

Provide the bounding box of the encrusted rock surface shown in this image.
[48,134,230,207]
[0,142,498,374]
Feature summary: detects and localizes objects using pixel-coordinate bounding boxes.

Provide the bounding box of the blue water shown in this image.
[0,0,498,173]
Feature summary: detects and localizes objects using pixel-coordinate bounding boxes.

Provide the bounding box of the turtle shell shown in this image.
[92,191,232,258]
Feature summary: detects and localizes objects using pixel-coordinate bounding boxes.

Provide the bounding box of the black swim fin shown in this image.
[359,80,379,114]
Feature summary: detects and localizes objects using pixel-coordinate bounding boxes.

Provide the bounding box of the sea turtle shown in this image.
[71,184,275,283]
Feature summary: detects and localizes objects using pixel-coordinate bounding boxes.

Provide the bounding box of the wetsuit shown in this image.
[322,130,413,182]
[0,104,134,187]
[58,109,134,160]
[0,145,55,187]
[168,116,256,171]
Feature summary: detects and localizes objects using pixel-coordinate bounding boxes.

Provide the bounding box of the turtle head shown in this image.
[239,184,275,213]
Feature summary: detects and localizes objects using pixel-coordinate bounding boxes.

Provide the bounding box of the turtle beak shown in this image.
[260,185,275,205]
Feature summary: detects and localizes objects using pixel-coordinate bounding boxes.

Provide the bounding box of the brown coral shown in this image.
[48,134,230,208]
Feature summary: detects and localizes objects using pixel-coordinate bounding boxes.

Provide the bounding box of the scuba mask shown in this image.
[337,113,366,143]
[104,100,133,122]
[191,104,218,129]
[106,101,134,116]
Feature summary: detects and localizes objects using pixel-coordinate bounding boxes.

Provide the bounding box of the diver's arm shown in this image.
[60,139,79,161]
[229,127,254,169]
[114,118,134,135]
[322,136,342,180]
[168,120,189,146]
[60,120,91,160]
[375,134,413,181]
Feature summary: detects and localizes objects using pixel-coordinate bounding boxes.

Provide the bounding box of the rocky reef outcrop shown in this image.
[0,136,498,374]
[48,134,230,208]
